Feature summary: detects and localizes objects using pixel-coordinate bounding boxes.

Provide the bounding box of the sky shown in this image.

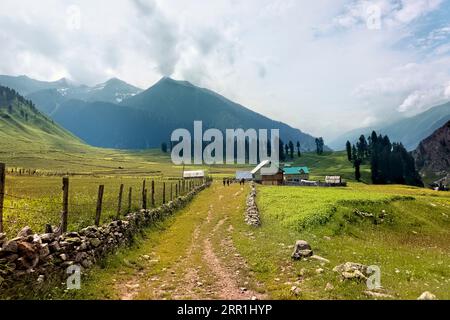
[1,0,450,140]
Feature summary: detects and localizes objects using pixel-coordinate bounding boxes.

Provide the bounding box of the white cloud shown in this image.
[356,59,450,115]
[398,84,449,112]
[0,0,448,140]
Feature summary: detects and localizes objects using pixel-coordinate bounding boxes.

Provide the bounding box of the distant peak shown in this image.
[54,77,74,87]
[106,77,122,83]
[156,76,194,87]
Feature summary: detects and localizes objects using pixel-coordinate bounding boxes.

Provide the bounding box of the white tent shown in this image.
[183,170,205,179]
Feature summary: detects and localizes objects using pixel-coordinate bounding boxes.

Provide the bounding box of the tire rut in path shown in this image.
[114,184,266,300]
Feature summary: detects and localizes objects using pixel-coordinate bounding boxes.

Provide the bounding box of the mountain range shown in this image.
[329,102,450,151]
[0,75,320,151]
[0,85,86,154]
[413,120,450,180]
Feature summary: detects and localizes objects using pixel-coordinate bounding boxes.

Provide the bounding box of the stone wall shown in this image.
[0,182,210,290]
[245,183,261,227]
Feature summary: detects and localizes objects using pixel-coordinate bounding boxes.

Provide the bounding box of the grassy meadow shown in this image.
[1,144,449,300]
[230,183,450,299]
[2,175,200,236]
[0,144,250,236]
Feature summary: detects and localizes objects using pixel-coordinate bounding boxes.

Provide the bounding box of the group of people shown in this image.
[223,178,247,186]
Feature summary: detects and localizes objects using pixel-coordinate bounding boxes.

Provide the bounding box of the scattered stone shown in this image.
[290,286,301,296]
[354,210,374,218]
[316,268,324,274]
[17,226,33,238]
[0,181,211,290]
[3,253,19,263]
[310,255,330,263]
[2,240,18,253]
[245,183,261,227]
[125,283,140,289]
[291,240,313,260]
[90,238,102,248]
[325,283,334,291]
[364,291,394,299]
[333,262,369,281]
[48,241,61,253]
[17,241,35,256]
[417,291,437,300]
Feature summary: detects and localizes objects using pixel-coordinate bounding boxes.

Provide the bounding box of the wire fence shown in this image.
[0,163,207,237]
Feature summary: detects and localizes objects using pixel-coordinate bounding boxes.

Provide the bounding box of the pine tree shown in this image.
[288,141,294,159]
[296,141,301,157]
[315,137,324,155]
[346,141,352,162]
[357,135,368,160]
[161,142,168,153]
[354,158,362,182]
[352,145,358,163]
[279,140,285,161]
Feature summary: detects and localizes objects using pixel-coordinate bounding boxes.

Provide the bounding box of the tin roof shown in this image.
[283,167,310,175]
[236,171,253,180]
[251,160,271,174]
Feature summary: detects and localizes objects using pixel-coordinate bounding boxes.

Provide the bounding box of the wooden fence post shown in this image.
[176,183,178,198]
[143,188,148,210]
[61,177,69,233]
[95,185,104,226]
[163,182,166,204]
[151,180,155,207]
[0,163,5,233]
[117,184,124,218]
[142,180,147,210]
[170,183,173,201]
[128,187,132,213]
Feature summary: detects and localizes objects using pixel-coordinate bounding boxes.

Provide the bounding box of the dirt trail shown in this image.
[102,182,266,300]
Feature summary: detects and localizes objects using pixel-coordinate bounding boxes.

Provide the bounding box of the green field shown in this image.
[0,150,428,238]
[287,151,371,182]
[2,175,201,236]
[1,145,449,300]
[230,183,450,299]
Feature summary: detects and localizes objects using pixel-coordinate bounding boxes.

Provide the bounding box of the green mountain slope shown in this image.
[329,102,450,151]
[48,77,322,150]
[0,86,88,156]
[121,77,320,150]
[51,99,159,149]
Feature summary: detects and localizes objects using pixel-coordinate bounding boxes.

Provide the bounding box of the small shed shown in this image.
[283,167,310,183]
[183,170,205,179]
[236,171,253,181]
[251,160,284,185]
[325,176,342,185]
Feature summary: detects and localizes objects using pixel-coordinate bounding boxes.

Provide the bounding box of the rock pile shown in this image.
[291,240,313,260]
[0,181,210,289]
[333,262,369,281]
[245,183,261,227]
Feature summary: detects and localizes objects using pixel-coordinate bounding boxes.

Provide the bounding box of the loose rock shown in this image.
[17,226,33,238]
[417,291,437,300]
[291,240,313,260]
[333,262,369,281]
